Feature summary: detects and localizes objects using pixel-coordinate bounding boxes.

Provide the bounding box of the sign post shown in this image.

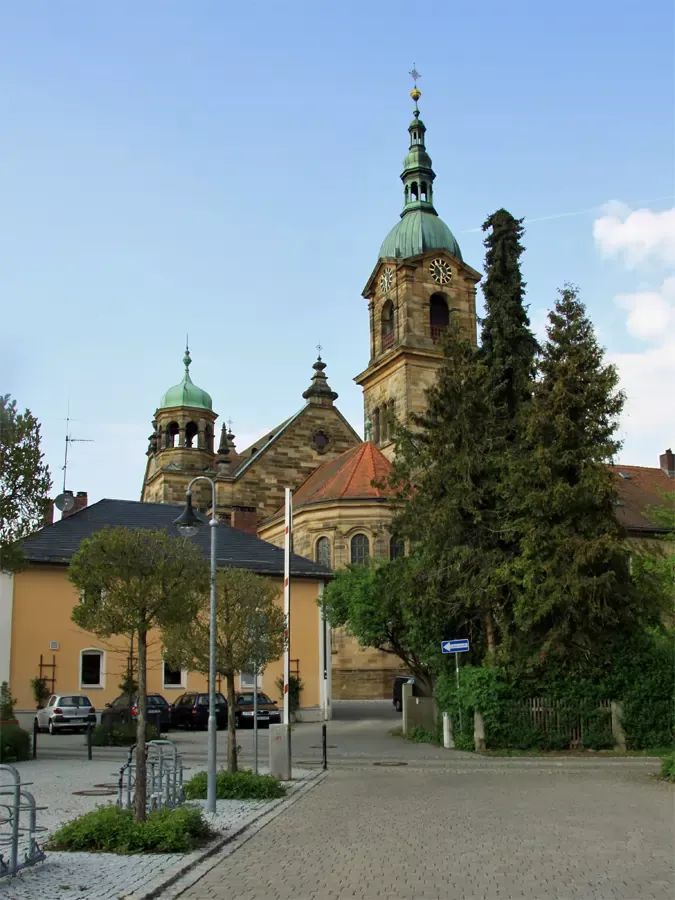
[441,639,470,735]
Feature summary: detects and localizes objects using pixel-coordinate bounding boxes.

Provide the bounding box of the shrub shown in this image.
[275,674,303,716]
[0,682,16,720]
[91,721,160,747]
[660,752,675,781]
[0,724,31,762]
[409,725,436,744]
[184,769,287,801]
[31,677,50,709]
[45,804,214,854]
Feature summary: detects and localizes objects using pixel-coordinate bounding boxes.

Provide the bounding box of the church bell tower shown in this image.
[354,81,481,459]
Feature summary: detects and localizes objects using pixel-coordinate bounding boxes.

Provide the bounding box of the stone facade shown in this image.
[355,251,480,459]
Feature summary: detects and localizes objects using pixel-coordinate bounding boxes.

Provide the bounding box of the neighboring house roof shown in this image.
[609,465,673,534]
[20,499,332,579]
[264,442,395,524]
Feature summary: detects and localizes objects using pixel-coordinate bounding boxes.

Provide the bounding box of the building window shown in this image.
[390,535,405,560]
[350,533,370,565]
[80,649,104,689]
[167,421,180,448]
[185,421,198,448]
[373,408,381,444]
[239,672,260,690]
[430,293,450,342]
[312,430,330,453]
[316,536,331,568]
[381,300,395,351]
[163,662,185,689]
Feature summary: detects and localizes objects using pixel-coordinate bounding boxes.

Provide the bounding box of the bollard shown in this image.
[443,711,455,749]
[322,723,327,771]
[87,722,93,760]
[32,718,38,759]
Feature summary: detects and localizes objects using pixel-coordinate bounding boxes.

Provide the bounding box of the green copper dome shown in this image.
[379,210,462,261]
[378,88,462,262]
[159,347,213,411]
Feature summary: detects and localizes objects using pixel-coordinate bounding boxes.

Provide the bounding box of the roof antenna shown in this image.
[54,401,94,512]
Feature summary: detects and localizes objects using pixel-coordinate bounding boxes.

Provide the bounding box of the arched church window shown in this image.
[421,182,428,201]
[410,182,419,202]
[315,536,331,569]
[372,408,380,444]
[430,293,450,343]
[167,422,180,448]
[350,533,370,565]
[389,535,405,560]
[185,422,198,449]
[381,300,394,350]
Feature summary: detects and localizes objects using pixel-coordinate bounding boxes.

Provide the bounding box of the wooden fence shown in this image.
[521,697,612,748]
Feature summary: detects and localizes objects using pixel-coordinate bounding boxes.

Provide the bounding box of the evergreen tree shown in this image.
[510,285,638,665]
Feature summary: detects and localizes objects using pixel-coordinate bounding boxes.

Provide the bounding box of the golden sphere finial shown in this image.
[410,87,421,102]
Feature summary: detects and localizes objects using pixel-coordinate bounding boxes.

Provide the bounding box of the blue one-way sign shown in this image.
[441,639,470,653]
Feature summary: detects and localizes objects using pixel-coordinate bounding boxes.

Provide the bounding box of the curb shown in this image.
[130,771,328,900]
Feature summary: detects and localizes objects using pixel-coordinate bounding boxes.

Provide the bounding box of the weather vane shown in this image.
[409,65,421,83]
[316,343,323,358]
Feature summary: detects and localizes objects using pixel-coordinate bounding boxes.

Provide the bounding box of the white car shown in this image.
[35,694,97,734]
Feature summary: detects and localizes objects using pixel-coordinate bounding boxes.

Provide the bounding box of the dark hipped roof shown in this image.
[21,499,332,580]
[609,465,673,534]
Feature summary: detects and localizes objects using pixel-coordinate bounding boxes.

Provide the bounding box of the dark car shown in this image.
[233,691,281,728]
[106,693,171,732]
[393,675,420,712]
[169,692,228,730]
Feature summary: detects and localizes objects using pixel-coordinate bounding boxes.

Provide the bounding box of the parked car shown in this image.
[35,694,97,734]
[169,692,228,730]
[105,693,171,732]
[234,691,281,728]
[393,675,419,712]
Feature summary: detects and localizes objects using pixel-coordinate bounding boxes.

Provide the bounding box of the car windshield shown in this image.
[238,693,273,705]
[197,694,227,706]
[60,696,92,707]
[147,696,168,707]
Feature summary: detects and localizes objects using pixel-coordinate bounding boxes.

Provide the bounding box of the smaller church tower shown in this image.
[141,346,218,508]
[355,83,482,459]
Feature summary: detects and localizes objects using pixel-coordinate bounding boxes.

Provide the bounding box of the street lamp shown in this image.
[174,477,218,814]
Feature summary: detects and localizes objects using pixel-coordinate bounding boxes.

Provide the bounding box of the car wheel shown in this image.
[394,699,402,712]
[48,720,56,735]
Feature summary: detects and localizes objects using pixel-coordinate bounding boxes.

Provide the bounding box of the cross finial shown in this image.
[316,343,323,359]
[409,65,421,83]
[227,417,234,432]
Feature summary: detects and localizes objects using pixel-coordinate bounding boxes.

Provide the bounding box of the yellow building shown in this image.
[1,499,331,720]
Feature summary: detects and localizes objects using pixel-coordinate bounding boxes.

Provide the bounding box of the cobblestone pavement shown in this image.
[177,762,674,900]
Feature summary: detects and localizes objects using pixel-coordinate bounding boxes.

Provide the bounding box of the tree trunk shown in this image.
[226,672,237,773]
[134,628,147,822]
[484,609,497,657]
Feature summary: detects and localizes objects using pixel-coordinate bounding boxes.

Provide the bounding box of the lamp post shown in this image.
[174,476,218,814]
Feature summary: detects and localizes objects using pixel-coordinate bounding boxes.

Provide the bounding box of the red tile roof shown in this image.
[609,465,674,533]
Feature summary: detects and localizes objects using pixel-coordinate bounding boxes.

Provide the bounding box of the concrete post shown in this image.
[473,710,486,751]
[401,682,413,737]
[269,723,292,781]
[611,701,627,751]
[443,711,455,749]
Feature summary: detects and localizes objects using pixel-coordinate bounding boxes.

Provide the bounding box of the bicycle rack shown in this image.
[0,764,47,877]
[116,739,186,813]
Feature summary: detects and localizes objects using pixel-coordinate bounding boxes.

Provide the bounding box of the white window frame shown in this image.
[162,661,187,690]
[79,648,106,690]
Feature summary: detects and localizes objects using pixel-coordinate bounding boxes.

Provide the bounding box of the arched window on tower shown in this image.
[315,536,331,569]
[167,422,180,448]
[410,182,419,202]
[381,300,395,351]
[389,534,405,560]
[350,533,370,565]
[421,182,428,202]
[372,408,381,444]
[185,421,198,448]
[430,293,450,343]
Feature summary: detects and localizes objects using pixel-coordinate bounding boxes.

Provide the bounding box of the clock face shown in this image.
[430,258,452,285]
[379,267,393,293]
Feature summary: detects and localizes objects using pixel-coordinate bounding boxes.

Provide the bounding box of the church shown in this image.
[141,85,481,698]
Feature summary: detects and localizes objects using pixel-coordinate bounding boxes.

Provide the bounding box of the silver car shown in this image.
[35,694,97,734]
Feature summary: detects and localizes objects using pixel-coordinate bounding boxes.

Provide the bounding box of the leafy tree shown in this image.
[163,568,286,773]
[68,527,208,821]
[0,394,52,572]
[509,285,640,666]
[322,557,436,695]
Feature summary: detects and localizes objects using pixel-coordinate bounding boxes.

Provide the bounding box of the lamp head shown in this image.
[174,491,202,538]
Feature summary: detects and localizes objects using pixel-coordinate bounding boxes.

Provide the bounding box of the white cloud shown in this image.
[593,204,675,268]
[615,277,675,341]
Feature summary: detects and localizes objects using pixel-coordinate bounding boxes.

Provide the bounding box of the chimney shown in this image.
[660,448,675,478]
[44,499,54,526]
[230,506,258,537]
[63,491,88,519]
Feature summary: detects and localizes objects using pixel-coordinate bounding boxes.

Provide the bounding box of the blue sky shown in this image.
[2,1,674,507]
